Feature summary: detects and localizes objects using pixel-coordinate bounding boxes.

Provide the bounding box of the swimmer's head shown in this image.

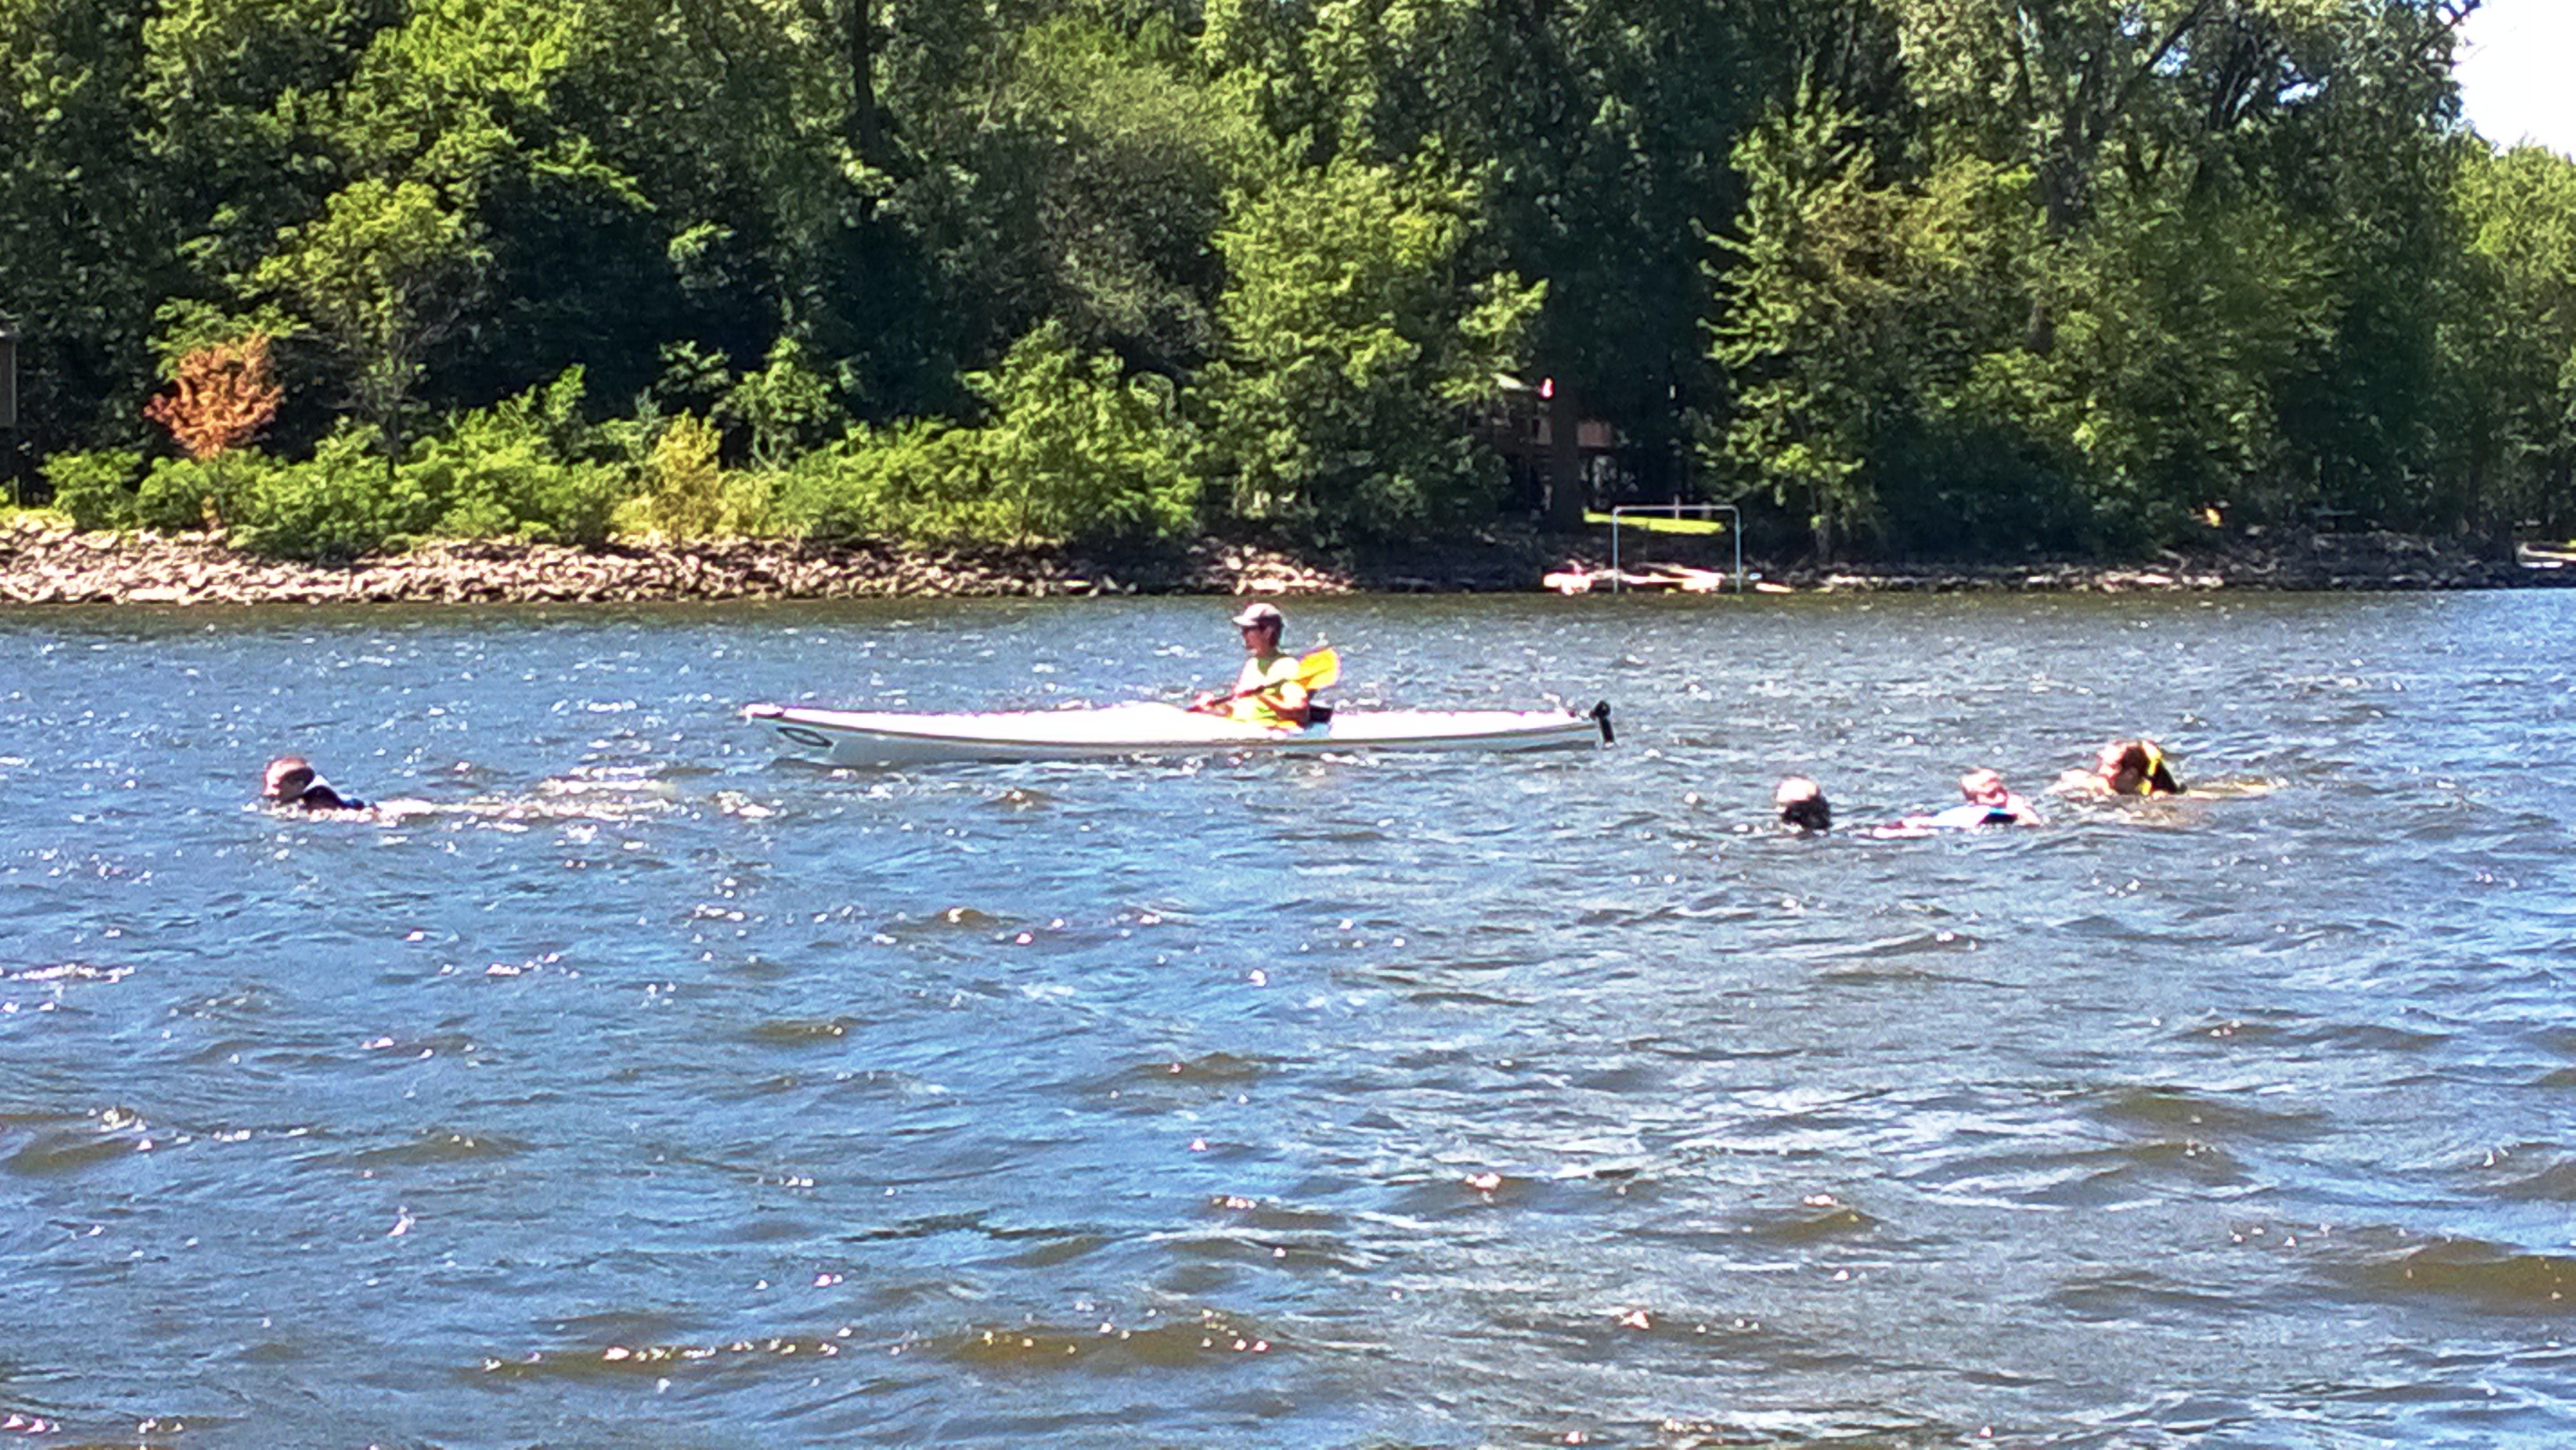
[2097,740,2179,795]
[263,756,318,801]
[1775,776,1831,832]
[1960,768,2007,805]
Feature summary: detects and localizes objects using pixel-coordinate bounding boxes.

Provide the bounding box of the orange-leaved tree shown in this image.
[144,334,283,460]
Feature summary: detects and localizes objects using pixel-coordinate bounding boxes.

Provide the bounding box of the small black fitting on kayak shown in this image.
[1590,700,1614,745]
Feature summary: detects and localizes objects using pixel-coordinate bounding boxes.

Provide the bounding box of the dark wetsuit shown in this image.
[284,782,364,811]
[1924,803,2015,829]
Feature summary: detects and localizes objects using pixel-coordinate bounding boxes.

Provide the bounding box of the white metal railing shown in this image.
[1608,502,1742,593]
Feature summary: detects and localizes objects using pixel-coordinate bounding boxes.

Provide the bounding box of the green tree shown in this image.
[771,320,1194,549]
[720,338,851,471]
[1708,91,1891,558]
[253,177,486,458]
[4,0,2545,563]
[2449,142,2576,539]
[1712,1,2478,555]
[1202,154,1543,544]
[966,319,1195,547]
[1206,0,1778,508]
[0,0,168,457]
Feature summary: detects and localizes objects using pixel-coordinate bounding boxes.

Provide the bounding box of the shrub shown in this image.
[41,450,144,531]
[719,470,777,534]
[519,462,624,547]
[966,321,1196,547]
[69,368,639,558]
[143,334,283,460]
[719,339,849,468]
[136,457,215,531]
[407,370,626,545]
[640,413,726,539]
[772,325,1194,549]
[230,429,434,560]
[410,435,624,546]
[137,452,271,532]
[772,419,989,543]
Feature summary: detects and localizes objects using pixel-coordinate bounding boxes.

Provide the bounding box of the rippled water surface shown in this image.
[3,592,2573,1446]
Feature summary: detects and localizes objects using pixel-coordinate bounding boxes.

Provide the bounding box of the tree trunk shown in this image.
[848,0,879,166]
[1546,379,1584,530]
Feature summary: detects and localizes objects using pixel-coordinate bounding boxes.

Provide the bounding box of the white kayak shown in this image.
[743,700,1613,766]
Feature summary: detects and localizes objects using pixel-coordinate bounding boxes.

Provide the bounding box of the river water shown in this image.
[1,592,2571,1447]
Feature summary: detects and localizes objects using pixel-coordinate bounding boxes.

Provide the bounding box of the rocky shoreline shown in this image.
[0,515,2564,606]
[0,518,1350,606]
[1767,529,2570,593]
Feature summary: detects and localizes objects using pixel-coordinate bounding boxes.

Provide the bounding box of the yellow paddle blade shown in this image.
[1295,646,1340,692]
[1583,509,1728,535]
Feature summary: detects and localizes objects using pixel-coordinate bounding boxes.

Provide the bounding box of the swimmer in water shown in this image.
[1954,768,2042,824]
[1885,768,2042,832]
[263,755,366,811]
[2053,738,2182,798]
[1775,776,1832,832]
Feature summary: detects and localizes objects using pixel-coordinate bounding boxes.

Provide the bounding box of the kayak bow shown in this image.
[744,700,1612,766]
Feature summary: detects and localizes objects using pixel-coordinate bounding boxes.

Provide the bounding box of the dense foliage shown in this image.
[4,0,2570,559]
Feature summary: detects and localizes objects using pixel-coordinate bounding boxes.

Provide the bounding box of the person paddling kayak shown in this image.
[1193,602,1318,728]
[263,755,366,812]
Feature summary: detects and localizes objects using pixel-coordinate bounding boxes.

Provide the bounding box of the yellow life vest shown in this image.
[2128,742,2174,795]
[1229,652,1308,728]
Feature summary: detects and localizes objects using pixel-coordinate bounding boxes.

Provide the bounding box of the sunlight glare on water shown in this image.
[1,592,2572,1446]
